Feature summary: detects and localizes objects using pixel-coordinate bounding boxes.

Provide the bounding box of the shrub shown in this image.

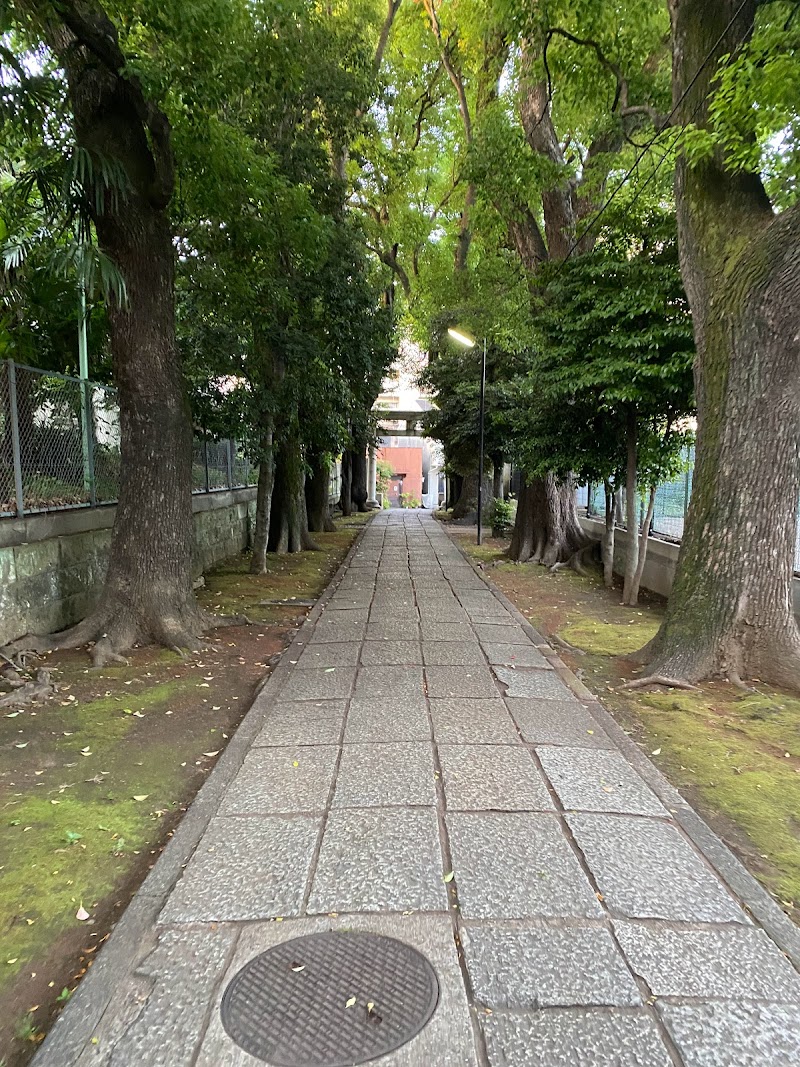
[400,492,421,509]
[489,496,514,537]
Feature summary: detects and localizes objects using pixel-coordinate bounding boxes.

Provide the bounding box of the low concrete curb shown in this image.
[33,520,373,1065]
[444,524,800,969]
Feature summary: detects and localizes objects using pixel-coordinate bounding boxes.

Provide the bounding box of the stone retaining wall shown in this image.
[0,488,256,645]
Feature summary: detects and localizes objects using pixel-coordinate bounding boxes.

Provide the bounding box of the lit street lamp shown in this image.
[447,327,487,546]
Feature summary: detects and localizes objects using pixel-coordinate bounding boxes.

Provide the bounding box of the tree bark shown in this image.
[641,0,800,689]
[268,435,307,553]
[339,450,353,517]
[306,451,335,532]
[602,480,616,589]
[350,444,369,513]
[249,426,274,574]
[492,460,504,500]
[451,472,479,520]
[627,485,656,606]
[509,475,586,565]
[622,409,639,604]
[32,5,206,663]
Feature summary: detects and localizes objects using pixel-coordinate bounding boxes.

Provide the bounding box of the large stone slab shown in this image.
[160,815,320,923]
[494,665,576,701]
[439,744,553,811]
[354,665,425,699]
[658,1002,800,1067]
[333,742,437,807]
[430,699,520,745]
[296,642,361,668]
[360,640,423,666]
[219,746,337,815]
[422,641,485,666]
[538,747,667,816]
[446,812,602,919]
[506,697,613,748]
[473,622,531,644]
[254,700,346,747]
[312,614,368,643]
[308,808,446,913]
[482,642,551,668]
[425,665,499,699]
[279,666,356,701]
[614,922,800,1000]
[483,1011,672,1067]
[462,924,641,1008]
[344,696,431,742]
[568,814,746,922]
[421,621,476,642]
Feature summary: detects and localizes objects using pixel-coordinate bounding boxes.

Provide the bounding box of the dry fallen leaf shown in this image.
[345,996,357,1008]
[132,795,149,802]
[203,751,220,758]
[76,906,90,921]
[651,747,662,756]
[443,871,455,883]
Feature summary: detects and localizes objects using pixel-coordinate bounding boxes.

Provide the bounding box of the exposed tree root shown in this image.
[549,541,597,578]
[0,669,54,707]
[620,674,700,691]
[549,634,586,656]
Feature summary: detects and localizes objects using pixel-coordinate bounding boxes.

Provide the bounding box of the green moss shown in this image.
[561,618,660,656]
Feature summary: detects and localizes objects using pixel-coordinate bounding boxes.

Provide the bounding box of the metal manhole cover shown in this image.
[220,931,440,1066]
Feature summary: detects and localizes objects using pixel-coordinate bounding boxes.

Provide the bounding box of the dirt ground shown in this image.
[447,524,800,925]
[0,514,370,1066]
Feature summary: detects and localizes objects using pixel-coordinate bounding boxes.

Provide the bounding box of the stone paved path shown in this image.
[36,511,800,1066]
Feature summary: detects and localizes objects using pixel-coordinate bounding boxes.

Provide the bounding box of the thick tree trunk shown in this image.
[451,472,478,520]
[249,427,274,574]
[628,485,656,607]
[492,460,504,500]
[622,410,639,604]
[306,451,335,533]
[641,0,800,689]
[602,481,616,589]
[36,11,206,664]
[339,451,353,517]
[509,475,586,565]
[269,434,316,553]
[350,445,369,513]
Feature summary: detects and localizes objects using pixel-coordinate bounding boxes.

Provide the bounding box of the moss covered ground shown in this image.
[0,514,369,1065]
[449,526,800,919]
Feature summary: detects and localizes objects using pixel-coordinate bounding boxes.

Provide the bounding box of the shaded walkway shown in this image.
[36,510,800,1066]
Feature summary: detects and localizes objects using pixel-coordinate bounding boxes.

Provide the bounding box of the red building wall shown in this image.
[378,446,423,505]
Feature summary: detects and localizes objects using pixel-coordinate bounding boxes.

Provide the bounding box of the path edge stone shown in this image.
[32,518,374,1066]
[442,521,800,969]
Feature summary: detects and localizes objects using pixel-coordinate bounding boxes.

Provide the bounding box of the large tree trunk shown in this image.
[621,409,639,604]
[451,472,478,520]
[602,480,616,589]
[339,450,353,517]
[31,7,206,665]
[509,475,585,565]
[306,451,335,533]
[641,0,800,690]
[492,459,504,500]
[269,434,318,553]
[628,485,656,607]
[249,427,274,574]
[350,443,369,513]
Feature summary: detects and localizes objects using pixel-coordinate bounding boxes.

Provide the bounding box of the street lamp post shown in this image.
[447,327,487,545]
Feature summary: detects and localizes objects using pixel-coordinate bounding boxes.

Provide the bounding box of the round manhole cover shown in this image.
[220,931,440,1066]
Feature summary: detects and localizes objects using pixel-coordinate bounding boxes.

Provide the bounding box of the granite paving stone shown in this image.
[253,700,346,746]
[354,664,425,698]
[160,815,320,923]
[345,696,431,741]
[421,621,476,642]
[333,742,437,807]
[422,640,485,666]
[360,639,423,665]
[494,665,577,701]
[308,808,447,913]
[538,747,668,816]
[447,812,603,919]
[614,921,800,1000]
[658,1003,800,1067]
[430,698,521,744]
[425,664,499,698]
[278,665,356,701]
[311,616,368,642]
[462,924,641,1008]
[483,1012,673,1067]
[295,641,361,668]
[507,697,614,747]
[481,642,551,669]
[474,622,531,643]
[568,813,747,922]
[219,746,337,814]
[439,744,553,811]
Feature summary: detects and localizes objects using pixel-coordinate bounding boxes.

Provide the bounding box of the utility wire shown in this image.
[564,0,751,258]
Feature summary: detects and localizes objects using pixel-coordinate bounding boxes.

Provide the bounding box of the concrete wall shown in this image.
[0,488,257,645]
[378,445,423,505]
[579,515,800,618]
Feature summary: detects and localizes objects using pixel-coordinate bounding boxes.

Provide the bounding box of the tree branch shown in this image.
[373,0,403,75]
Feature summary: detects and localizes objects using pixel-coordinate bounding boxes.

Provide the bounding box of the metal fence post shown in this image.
[226,439,233,489]
[84,380,97,506]
[203,435,210,493]
[7,361,25,517]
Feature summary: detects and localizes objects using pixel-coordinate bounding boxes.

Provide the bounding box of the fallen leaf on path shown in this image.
[345,996,356,1008]
[76,906,90,921]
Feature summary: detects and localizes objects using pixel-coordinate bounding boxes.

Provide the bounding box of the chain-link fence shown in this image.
[0,360,256,519]
[582,446,800,573]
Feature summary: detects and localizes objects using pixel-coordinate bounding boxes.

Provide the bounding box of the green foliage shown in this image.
[489,496,514,536]
[376,458,393,494]
[400,492,420,508]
